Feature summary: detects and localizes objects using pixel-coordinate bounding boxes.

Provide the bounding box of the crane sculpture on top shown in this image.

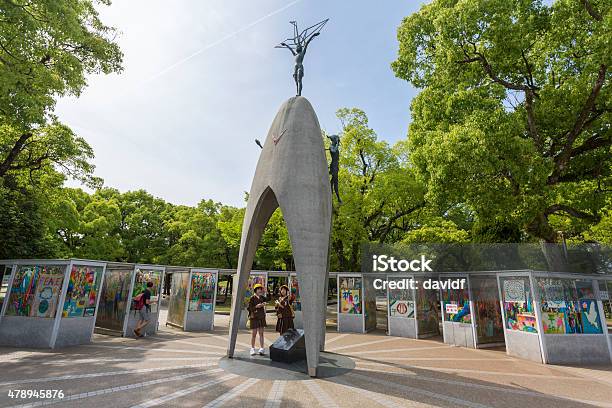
[276,19,328,96]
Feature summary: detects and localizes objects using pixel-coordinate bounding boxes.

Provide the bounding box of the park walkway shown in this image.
[1,315,612,408]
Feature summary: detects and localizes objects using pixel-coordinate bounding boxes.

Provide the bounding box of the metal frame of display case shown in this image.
[438,272,476,348]
[497,270,545,363]
[337,273,366,333]
[531,270,612,365]
[386,273,417,338]
[0,259,106,348]
[87,262,108,341]
[0,263,17,325]
[121,264,166,338]
[183,268,218,331]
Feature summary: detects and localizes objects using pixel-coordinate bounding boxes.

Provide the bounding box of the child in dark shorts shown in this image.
[247,284,268,355]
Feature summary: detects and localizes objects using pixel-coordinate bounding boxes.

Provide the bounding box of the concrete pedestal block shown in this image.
[544,334,612,365]
[184,311,214,331]
[55,317,95,347]
[443,321,475,348]
[125,311,158,337]
[505,330,543,363]
[0,316,55,348]
[388,317,417,338]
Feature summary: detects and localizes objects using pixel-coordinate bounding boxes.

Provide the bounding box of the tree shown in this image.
[163,200,235,268]
[256,209,293,270]
[0,175,57,259]
[329,108,425,271]
[0,0,122,182]
[392,0,611,243]
[115,190,170,263]
[217,206,245,268]
[0,1,122,260]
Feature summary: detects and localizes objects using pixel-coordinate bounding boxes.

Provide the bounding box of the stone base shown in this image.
[219,351,354,380]
[269,329,306,363]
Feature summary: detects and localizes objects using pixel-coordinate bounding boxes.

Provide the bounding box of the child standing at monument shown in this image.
[247,283,268,356]
[275,285,295,334]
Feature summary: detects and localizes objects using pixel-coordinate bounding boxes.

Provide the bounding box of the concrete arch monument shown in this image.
[226,96,331,377]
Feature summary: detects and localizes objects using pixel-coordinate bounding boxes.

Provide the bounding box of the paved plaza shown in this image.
[1,313,612,408]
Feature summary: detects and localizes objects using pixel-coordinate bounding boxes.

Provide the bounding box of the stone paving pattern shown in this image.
[0,314,611,408]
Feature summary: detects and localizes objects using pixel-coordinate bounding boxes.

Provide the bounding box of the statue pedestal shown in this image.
[270,329,306,363]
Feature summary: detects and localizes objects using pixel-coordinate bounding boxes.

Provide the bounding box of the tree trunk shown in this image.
[0,133,32,177]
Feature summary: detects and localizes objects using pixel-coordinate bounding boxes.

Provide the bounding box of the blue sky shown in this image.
[56,0,427,207]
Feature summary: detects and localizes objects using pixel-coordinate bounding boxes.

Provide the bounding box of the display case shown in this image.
[470,274,505,347]
[184,269,218,331]
[414,275,441,338]
[124,265,165,337]
[166,268,190,329]
[0,261,70,348]
[363,275,378,332]
[289,273,302,329]
[337,274,365,333]
[95,263,134,335]
[598,278,612,361]
[440,274,475,348]
[598,279,612,334]
[0,259,106,348]
[386,274,417,338]
[54,261,106,347]
[498,272,543,362]
[534,273,610,364]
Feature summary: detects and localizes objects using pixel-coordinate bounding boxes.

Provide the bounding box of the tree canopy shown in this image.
[0,0,122,184]
[392,0,611,243]
[1,0,610,272]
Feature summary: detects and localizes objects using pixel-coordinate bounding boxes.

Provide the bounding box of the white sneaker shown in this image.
[258,348,265,355]
[250,348,256,356]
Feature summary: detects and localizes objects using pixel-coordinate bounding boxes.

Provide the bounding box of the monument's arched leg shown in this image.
[320,268,330,351]
[227,187,278,358]
[279,197,330,377]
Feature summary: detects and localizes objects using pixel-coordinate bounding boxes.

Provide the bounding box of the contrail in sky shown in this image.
[144,0,301,83]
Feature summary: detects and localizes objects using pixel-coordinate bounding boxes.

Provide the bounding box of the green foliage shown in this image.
[0,0,121,183]
[329,108,425,271]
[402,220,469,244]
[0,164,66,259]
[2,0,611,270]
[0,0,123,130]
[0,0,121,260]
[0,121,101,187]
[392,0,611,243]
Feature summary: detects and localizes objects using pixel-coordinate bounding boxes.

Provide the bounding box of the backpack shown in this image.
[133,293,145,310]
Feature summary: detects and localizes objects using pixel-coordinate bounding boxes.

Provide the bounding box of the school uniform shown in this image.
[275,295,295,334]
[248,294,268,329]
